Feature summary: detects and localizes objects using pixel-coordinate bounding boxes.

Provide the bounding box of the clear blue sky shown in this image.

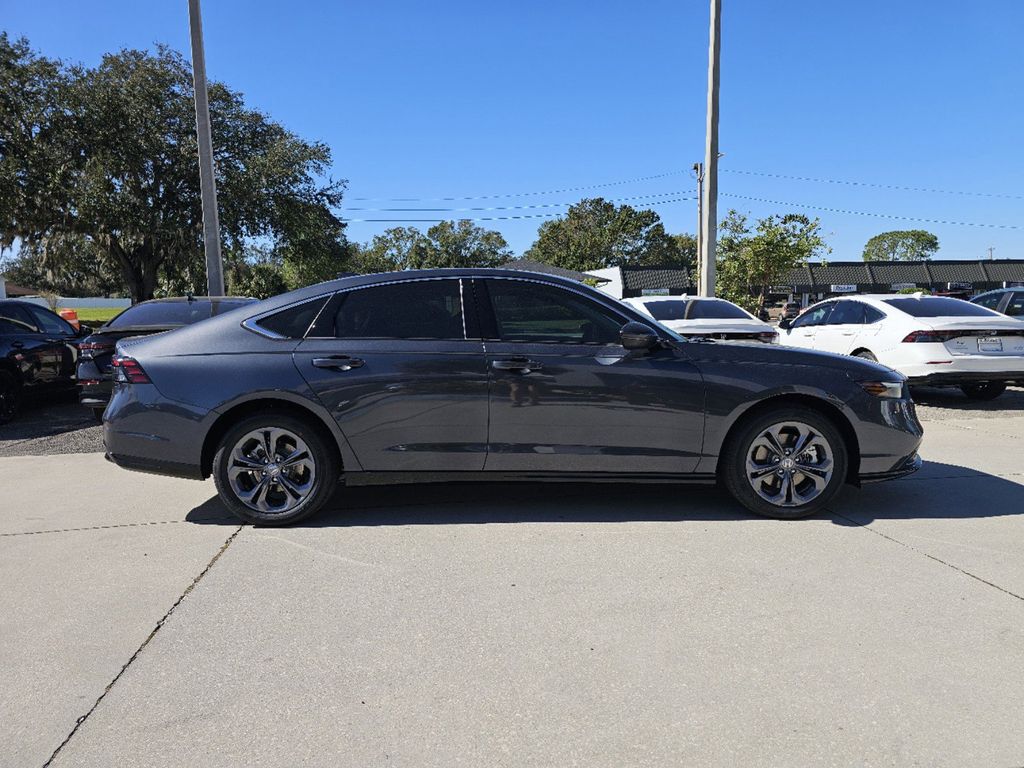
[3,0,1022,260]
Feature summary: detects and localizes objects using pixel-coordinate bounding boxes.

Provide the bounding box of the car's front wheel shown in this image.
[960,382,1006,401]
[213,413,339,526]
[0,372,20,424]
[721,406,849,520]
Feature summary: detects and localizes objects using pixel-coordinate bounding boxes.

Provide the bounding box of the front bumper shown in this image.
[860,452,923,483]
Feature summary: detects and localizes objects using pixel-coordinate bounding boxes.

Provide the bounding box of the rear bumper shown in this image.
[105,450,204,480]
[907,371,1024,386]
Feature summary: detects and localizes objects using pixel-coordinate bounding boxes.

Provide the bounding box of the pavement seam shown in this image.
[0,515,235,537]
[41,524,245,768]
[832,510,1024,604]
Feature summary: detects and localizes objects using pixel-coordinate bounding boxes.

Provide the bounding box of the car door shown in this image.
[476,277,705,474]
[816,300,867,353]
[291,278,489,472]
[781,302,835,349]
[0,303,61,387]
[23,304,78,382]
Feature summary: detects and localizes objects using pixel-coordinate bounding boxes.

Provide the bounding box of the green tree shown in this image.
[862,230,939,261]
[0,35,348,303]
[351,227,432,273]
[716,210,829,311]
[525,198,684,272]
[419,220,511,268]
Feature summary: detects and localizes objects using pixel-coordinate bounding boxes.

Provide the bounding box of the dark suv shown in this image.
[78,296,255,421]
[971,288,1024,319]
[0,299,85,422]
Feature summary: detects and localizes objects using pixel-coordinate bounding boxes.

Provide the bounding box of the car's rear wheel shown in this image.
[960,382,1006,401]
[213,413,339,526]
[0,372,20,424]
[721,406,849,520]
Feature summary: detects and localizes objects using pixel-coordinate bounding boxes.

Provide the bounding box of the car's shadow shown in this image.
[911,384,1024,411]
[0,397,96,442]
[185,460,1024,528]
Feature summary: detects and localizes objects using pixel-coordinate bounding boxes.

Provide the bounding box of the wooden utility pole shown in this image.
[698,0,722,297]
[188,0,225,297]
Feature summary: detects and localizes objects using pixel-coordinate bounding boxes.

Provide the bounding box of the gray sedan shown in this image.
[103,269,923,525]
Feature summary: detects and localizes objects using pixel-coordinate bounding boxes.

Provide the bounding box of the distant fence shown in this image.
[15,296,132,310]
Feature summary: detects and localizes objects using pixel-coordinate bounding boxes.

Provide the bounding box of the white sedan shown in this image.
[779,294,1024,400]
[622,296,778,343]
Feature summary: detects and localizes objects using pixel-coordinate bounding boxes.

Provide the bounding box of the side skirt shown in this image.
[343,471,719,487]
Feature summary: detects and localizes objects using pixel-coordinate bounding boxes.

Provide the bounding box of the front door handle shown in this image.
[312,356,364,371]
[492,358,543,373]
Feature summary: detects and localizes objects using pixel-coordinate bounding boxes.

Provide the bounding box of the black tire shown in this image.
[960,382,1006,401]
[90,408,104,424]
[854,350,877,362]
[720,406,849,520]
[0,372,21,424]
[212,413,340,526]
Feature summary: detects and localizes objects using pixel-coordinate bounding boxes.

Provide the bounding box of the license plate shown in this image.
[978,337,1002,352]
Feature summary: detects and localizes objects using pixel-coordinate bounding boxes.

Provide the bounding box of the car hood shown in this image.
[681,338,903,380]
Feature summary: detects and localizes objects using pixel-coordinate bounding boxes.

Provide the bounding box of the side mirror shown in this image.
[620,321,660,351]
[778,318,792,330]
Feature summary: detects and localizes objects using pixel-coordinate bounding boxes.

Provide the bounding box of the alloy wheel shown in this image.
[745,421,834,508]
[227,427,317,515]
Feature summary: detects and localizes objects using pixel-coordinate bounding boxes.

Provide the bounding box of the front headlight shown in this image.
[858,381,906,399]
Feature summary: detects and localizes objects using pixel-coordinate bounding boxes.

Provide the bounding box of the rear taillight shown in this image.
[901,330,958,343]
[78,341,115,360]
[111,356,151,384]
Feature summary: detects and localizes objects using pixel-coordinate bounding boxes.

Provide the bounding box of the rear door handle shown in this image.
[492,358,543,373]
[312,356,364,371]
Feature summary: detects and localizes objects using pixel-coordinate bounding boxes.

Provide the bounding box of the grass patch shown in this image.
[66,307,125,324]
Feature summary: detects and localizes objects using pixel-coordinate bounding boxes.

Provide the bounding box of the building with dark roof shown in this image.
[500,259,608,284]
[586,266,691,298]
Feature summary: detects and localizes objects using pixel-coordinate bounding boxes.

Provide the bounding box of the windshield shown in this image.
[642,300,689,321]
[882,297,1000,318]
[687,300,753,320]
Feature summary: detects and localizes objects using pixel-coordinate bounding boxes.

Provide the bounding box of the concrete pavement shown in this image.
[1,409,1023,767]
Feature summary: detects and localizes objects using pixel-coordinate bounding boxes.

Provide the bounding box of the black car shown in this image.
[104,269,924,525]
[971,287,1024,319]
[0,299,86,423]
[78,296,256,421]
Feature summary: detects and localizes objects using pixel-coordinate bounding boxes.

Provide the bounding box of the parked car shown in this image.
[778,294,1024,400]
[104,269,923,526]
[621,296,778,343]
[971,288,1024,320]
[781,301,803,321]
[0,299,86,422]
[78,296,256,421]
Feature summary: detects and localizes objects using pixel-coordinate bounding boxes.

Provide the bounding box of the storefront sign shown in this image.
[640,288,670,296]
[830,284,858,293]
[891,283,917,291]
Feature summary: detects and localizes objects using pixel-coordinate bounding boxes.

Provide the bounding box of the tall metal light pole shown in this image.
[188,0,224,297]
[698,0,722,298]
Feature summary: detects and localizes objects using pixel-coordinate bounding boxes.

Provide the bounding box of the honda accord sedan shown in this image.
[103,269,923,525]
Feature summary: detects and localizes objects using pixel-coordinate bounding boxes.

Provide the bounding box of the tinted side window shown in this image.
[487,280,623,344]
[973,293,1002,310]
[26,305,73,335]
[0,304,38,334]
[826,302,866,325]
[256,297,330,339]
[643,300,689,321]
[864,305,885,323]
[333,280,464,339]
[791,302,834,328]
[1006,293,1024,317]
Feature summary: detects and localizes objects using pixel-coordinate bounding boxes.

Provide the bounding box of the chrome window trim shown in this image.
[240,293,335,340]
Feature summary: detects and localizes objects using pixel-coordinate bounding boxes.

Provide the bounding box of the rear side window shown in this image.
[973,293,1003,310]
[487,279,623,344]
[687,299,752,320]
[330,279,464,339]
[256,297,330,339]
[883,297,999,318]
[826,301,866,325]
[642,300,689,321]
[0,304,38,334]
[864,305,885,323]
[26,305,73,335]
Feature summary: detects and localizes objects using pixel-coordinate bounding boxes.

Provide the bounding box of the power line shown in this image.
[723,168,1024,200]
[349,170,690,202]
[341,191,689,213]
[341,197,695,223]
[720,193,1021,230]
